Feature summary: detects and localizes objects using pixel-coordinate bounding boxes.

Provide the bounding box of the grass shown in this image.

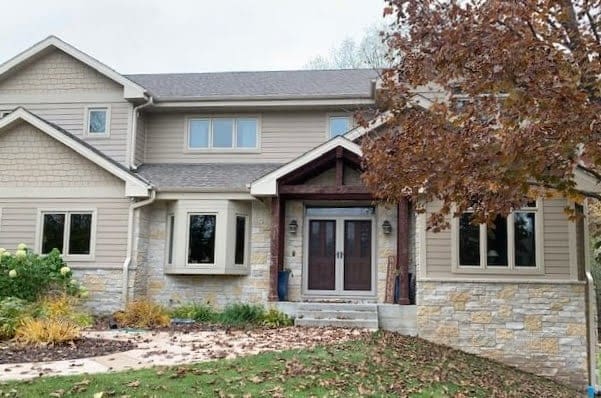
[0,332,577,398]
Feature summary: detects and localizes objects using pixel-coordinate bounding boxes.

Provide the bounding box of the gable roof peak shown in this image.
[0,36,147,100]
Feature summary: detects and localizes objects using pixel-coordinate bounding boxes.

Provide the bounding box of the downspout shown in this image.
[585,271,597,394]
[583,201,598,394]
[129,95,154,170]
[122,189,156,306]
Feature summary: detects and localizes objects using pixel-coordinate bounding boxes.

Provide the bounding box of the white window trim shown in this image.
[185,212,218,267]
[450,199,544,275]
[326,113,352,139]
[35,209,97,262]
[84,105,111,138]
[165,213,175,266]
[184,115,261,153]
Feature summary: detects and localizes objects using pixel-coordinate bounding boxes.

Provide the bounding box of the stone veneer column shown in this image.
[417,280,589,388]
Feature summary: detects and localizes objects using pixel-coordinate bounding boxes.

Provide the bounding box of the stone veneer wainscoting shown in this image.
[417,281,590,387]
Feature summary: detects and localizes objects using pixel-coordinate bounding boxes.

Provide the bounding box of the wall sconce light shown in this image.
[382,220,392,235]
[289,220,298,234]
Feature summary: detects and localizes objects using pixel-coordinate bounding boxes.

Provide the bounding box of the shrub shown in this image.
[15,318,80,345]
[219,303,265,326]
[0,297,39,340]
[38,294,93,327]
[170,302,216,322]
[114,299,170,329]
[261,308,294,328]
[0,246,85,302]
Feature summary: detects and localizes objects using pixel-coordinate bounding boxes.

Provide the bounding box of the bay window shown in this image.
[452,201,542,272]
[165,200,251,275]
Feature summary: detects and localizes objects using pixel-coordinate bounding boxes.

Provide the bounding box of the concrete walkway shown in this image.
[0,327,364,381]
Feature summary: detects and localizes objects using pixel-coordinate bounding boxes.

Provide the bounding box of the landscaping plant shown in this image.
[170,302,216,322]
[261,308,294,328]
[219,303,265,326]
[114,299,171,329]
[15,317,80,345]
[0,297,38,340]
[0,246,86,301]
[39,294,93,327]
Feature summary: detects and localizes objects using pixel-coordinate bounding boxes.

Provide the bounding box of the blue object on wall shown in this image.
[278,270,291,301]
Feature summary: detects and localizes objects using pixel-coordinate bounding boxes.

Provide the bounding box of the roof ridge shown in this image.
[124,68,379,77]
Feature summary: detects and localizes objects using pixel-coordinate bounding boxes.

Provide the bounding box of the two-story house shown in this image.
[0,36,596,389]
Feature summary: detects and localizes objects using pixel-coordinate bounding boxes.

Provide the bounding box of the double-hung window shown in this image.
[453,201,542,272]
[188,117,258,150]
[39,211,95,259]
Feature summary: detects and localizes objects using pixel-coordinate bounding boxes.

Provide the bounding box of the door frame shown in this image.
[302,213,377,298]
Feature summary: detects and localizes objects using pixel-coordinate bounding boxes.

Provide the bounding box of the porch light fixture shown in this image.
[289,220,298,234]
[382,220,392,235]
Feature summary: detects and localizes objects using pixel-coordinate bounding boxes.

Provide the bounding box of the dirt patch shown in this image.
[0,338,136,364]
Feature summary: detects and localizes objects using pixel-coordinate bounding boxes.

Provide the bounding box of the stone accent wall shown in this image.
[417,281,589,387]
[74,269,123,314]
[376,205,397,303]
[284,200,303,301]
[135,200,271,309]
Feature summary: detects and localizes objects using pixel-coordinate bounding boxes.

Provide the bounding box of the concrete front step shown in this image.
[295,318,378,329]
[296,303,377,312]
[297,310,378,321]
[295,303,379,329]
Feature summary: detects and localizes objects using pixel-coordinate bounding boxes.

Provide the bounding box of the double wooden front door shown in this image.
[305,216,374,295]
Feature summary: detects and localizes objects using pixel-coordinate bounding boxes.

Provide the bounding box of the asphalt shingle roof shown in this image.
[135,163,282,192]
[125,69,378,100]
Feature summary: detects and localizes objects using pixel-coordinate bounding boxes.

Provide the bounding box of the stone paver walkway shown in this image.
[0,327,364,381]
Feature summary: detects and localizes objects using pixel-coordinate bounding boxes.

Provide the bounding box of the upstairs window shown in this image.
[86,106,110,136]
[188,117,258,150]
[453,201,541,271]
[329,116,351,138]
[40,211,94,259]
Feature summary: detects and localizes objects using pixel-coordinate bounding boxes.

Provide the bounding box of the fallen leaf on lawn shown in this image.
[49,390,65,398]
[93,393,104,398]
[249,376,263,383]
[125,380,140,387]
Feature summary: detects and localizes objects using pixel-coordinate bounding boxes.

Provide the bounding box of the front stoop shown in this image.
[294,303,379,330]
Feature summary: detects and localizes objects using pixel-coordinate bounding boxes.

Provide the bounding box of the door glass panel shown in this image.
[344,220,371,291]
[307,220,336,290]
[306,207,374,217]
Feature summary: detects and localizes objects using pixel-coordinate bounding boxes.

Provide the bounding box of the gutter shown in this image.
[585,271,598,393]
[122,190,156,307]
[129,95,154,170]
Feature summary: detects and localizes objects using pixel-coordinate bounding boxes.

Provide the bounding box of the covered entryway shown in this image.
[305,207,375,296]
[250,136,412,306]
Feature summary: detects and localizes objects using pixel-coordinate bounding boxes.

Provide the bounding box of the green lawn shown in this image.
[1,332,577,398]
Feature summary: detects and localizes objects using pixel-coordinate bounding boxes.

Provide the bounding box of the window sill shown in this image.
[184,148,261,154]
[453,265,544,275]
[164,265,249,275]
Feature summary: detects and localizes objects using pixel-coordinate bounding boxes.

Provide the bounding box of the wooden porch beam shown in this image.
[269,196,285,301]
[278,185,369,195]
[397,199,410,305]
[335,147,344,186]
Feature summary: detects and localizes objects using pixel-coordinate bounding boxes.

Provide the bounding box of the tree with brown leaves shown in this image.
[362,0,601,229]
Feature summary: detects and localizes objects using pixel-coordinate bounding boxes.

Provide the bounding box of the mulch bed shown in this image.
[0,338,136,364]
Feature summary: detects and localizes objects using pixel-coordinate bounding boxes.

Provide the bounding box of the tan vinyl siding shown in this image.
[0,49,121,94]
[0,122,124,188]
[0,49,131,165]
[0,102,131,165]
[424,198,573,280]
[0,198,129,269]
[144,110,352,163]
[0,120,129,269]
[134,114,146,165]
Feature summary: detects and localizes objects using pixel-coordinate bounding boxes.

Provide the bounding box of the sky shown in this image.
[0,0,385,74]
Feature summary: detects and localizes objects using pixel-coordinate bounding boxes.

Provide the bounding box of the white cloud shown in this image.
[1,0,384,73]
